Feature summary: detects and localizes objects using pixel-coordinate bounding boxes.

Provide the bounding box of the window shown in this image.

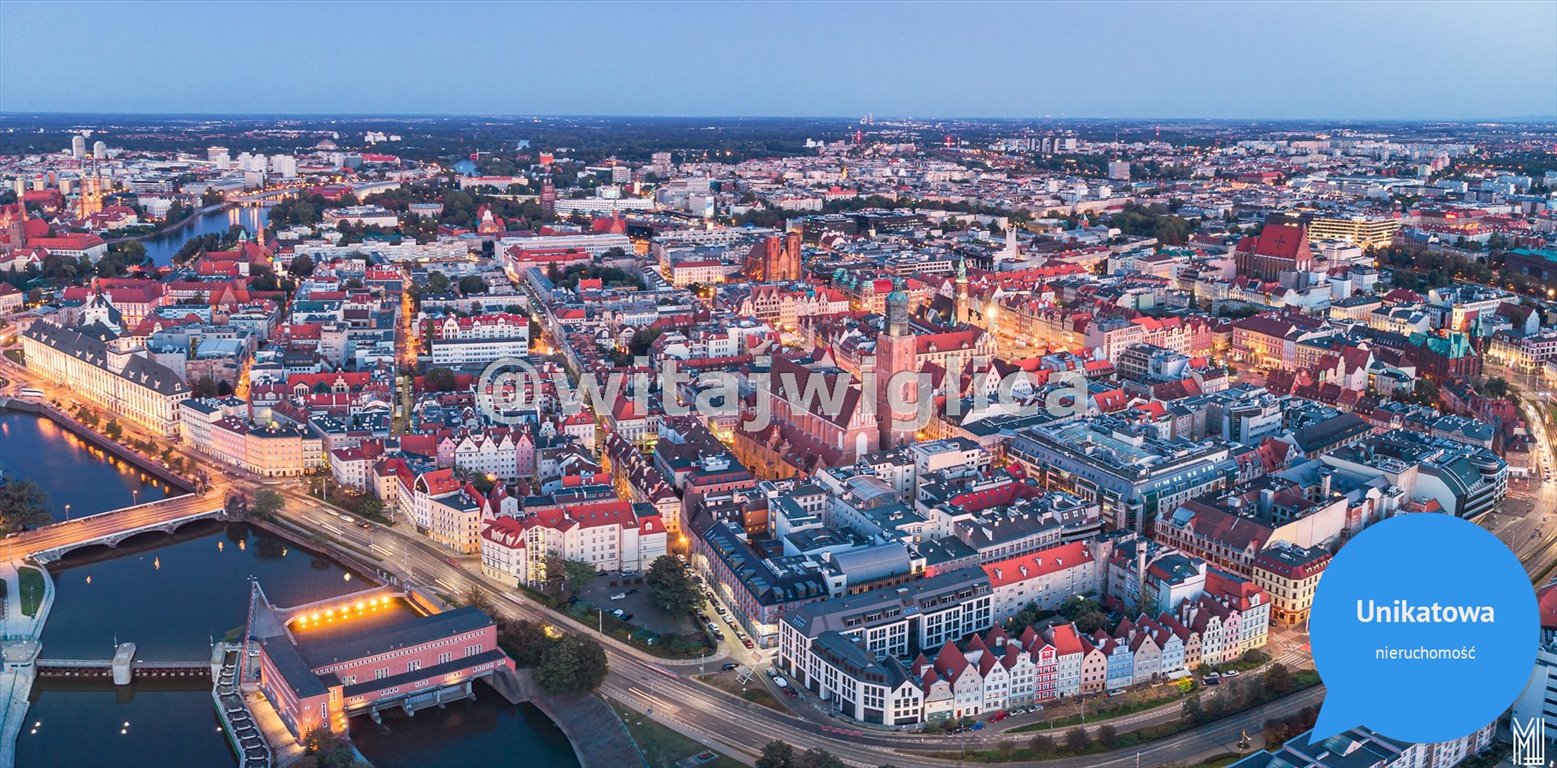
[375,668,389,681]
[408,660,421,672]
[438,652,453,665]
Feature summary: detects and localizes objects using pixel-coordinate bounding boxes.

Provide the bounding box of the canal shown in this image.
[141,205,271,267]
[0,410,177,522]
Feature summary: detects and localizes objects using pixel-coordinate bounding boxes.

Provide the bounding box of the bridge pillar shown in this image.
[111,643,136,685]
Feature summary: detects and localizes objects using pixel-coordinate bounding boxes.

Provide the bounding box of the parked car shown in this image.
[611,608,627,619]
[1107,689,1126,697]
[1204,673,1221,685]
[707,622,720,632]
[772,676,788,688]
[986,710,1009,723]
[782,686,798,698]
[610,592,627,600]
[741,638,754,649]
[721,662,739,671]
[766,667,779,678]
[1223,670,1240,678]
[970,722,985,731]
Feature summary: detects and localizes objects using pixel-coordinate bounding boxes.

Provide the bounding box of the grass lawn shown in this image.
[607,697,745,768]
[18,565,44,617]
[3,348,23,364]
[694,671,784,712]
[1196,754,1243,767]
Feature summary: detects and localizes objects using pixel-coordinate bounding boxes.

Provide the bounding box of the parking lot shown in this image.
[578,571,697,638]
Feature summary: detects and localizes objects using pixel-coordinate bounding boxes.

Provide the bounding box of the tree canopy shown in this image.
[646,555,698,615]
[0,478,51,534]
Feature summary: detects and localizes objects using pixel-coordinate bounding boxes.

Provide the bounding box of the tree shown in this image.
[458,275,488,295]
[300,726,357,768]
[288,253,316,277]
[427,271,451,294]
[499,619,555,667]
[646,555,698,615]
[1263,662,1292,695]
[564,558,596,597]
[794,748,845,768]
[534,633,608,694]
[1028,734,1055,756]
[0,478,51,534]
[1183,691,1207,724]
[756,740,795,768]
[103,420,123,440]
[423,367,458,392]
[1064,726,1092,752]
[1097,723,1119,748]
[251,489,285,520]
[1059,595,1109,634]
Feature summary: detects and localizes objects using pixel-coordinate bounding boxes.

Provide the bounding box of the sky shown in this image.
[2,1,1554,121]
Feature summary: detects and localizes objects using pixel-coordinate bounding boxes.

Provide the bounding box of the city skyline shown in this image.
[1,1,1554,121]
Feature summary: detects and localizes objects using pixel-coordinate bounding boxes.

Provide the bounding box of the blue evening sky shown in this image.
[1,1,1553,120]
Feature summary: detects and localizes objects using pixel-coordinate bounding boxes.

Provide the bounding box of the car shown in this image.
[766,666,779,678]
[741,638,754,649]
[696,613,709,623]
[986,710,1009,723]
[970,722,985,731]
[714,631,725,641]
[610,592,627,600]
[1107,689,1126,697]
[721,662,740,671]
[782,686,798,698]
[1029,704,1044,713]
[707,621,719,631]
[340,515,355,524]
[356,521,372,530]
[772,676,788,688]
[1203,673,1221,685]
[1223,670,1240,678]
[611,608,628,619]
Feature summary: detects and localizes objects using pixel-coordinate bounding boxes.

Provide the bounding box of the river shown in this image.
[141,205,271,267]
[12,441,578,767]
[0,411,177,521]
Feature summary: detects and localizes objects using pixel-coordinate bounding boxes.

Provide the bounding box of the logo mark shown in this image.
[1513,716,1546,767]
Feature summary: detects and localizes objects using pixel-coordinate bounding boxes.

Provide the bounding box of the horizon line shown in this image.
[1,110,1555,125]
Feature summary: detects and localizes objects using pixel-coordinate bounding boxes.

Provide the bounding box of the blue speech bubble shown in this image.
[1308,513,1538,744]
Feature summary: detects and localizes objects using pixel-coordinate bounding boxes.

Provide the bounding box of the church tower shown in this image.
[1002,222,1019,260]
[876,278,918,449]
[953,258,968,325]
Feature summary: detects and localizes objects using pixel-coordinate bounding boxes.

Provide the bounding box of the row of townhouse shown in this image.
[778,567,1270,725]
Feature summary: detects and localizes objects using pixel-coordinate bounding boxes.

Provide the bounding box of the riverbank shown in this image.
[104,203,230,245]
[0,398,196,495]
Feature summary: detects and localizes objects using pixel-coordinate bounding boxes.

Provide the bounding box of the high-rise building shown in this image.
[92,140,107,160]
[1108,160,1131,180]
[71,134,87,159]
[208,146,230,168]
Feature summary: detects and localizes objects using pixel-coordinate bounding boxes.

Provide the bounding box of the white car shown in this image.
[340,515,355,524]
[610,592,627,600]
[772,676,788,688]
